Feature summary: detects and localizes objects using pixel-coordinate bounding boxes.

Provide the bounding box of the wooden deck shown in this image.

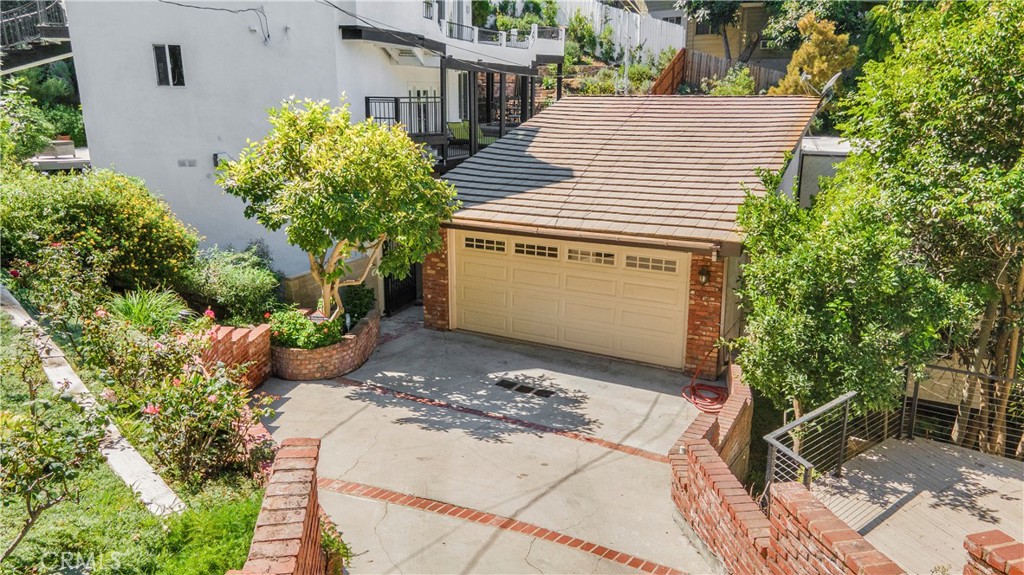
[811,438,1024,574]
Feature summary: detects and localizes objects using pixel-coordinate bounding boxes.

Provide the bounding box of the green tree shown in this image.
[218,97,458,320]
[769,14,857,96]
[762,0,867,50]
[736,162,969,418]
[701,63,755,95]
[840,0,1024,455]
[1,331,103,561]
[674,0,741,60]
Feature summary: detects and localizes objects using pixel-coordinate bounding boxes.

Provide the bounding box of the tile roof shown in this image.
[444,95,819,251]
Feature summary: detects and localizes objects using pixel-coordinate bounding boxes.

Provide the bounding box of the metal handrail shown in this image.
[446,20,475,42]
[1,0,66,49]
[766,391,857,440]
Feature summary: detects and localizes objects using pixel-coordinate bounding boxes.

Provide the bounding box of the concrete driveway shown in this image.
[261,308,720,574]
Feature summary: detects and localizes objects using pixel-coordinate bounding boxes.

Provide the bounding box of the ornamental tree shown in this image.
[218,97,458,320]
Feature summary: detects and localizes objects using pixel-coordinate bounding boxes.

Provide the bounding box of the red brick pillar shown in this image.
[964,530,1024,575]
[685,255,724,376]
[422,229,450,331]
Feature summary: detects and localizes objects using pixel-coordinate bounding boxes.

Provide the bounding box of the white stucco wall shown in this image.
[68,1,462,276]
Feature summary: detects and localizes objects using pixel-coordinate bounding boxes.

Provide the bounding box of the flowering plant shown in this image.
[142,363,275,483]
[268,309,344,349]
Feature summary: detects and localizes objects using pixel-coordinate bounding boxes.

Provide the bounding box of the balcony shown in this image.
[1,0,71,74]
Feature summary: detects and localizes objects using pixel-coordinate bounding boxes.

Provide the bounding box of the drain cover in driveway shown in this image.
[495,378,557,398]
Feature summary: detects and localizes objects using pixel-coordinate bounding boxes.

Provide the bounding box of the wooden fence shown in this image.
[650,48,786,95]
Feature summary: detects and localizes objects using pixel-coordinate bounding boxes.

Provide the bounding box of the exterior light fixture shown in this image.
[698,267,710,285]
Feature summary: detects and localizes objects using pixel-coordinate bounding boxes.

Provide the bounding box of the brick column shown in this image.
[964,530,1024,575]
[685,255,724,376]
[422,229,450,331]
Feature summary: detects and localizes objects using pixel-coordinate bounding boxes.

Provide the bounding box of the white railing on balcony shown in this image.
[439,18,565,50]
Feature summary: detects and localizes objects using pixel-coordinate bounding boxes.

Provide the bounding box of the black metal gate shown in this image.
[382,241,418,316]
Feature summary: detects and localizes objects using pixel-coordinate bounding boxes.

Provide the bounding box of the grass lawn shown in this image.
[0,316,262,575]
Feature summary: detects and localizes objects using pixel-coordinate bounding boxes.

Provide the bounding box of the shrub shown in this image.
[269,309,345,349]
[0,78,53,162]
[579,67,619,95]
[564,39,581,67]
[598,24,619,62]
[141,365,274,483]
[567,10,596,55]
[702,64,756,95]
[0,168,200,290]
[654,47,677,76]
[179,244,280,325]
[342,284,376,324]
[108,289,191,335]
[40,104,86,147]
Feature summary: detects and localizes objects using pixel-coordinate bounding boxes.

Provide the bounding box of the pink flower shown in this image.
[264,312,271,319]
[205,328,218,341]
[171,377,181,386]
[94,308,108,318]
[153,341,165,351]
[207,394,218,403]
[142,403,161,416]
[8,269,19,278]
[204,308,216,319]
[50,242,63,248]
[99,388,117,403]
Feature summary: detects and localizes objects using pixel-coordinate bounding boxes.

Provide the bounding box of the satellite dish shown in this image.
[820,72,842,97]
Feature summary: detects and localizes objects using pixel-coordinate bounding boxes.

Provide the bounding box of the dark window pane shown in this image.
[168,45,185,86]
[153,45,169,85]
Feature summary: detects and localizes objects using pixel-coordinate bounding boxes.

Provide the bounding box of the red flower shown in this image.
[50,242,63,248]
[142,403,161,416]
[264,312,271,319]
[8,269,19,278]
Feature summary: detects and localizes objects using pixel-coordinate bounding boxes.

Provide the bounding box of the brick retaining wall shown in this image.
[272,310,380,381]
[964,530,1024,575]
[203,324,271,389]
[670,364,907,575]
[227,438,326,575]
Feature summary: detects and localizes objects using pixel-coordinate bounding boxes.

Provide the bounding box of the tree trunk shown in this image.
[721,28,732,62]
[990,264,1023,456]
[952,293,999,448]
[737,32,760,63]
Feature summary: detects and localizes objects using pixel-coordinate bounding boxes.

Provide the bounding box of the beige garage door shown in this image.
[450,230,690,368]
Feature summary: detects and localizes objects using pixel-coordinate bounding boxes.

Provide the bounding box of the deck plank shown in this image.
[811,438,1024,574]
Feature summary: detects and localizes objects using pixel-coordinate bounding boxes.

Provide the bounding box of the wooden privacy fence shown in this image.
[650,48,786,95]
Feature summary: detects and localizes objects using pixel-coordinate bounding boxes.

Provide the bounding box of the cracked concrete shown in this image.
[263,308,719,574]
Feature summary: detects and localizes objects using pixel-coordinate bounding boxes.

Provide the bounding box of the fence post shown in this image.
[803,465,814,488]
[834,397,850,477]
[897,368,909,439]
[908,372,921,440]
[393,97,401,126]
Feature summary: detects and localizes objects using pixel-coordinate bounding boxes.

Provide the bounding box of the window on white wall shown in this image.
[153,44,185,86]
[662,16,682,24]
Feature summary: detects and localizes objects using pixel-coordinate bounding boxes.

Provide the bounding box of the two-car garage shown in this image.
[449,229,691,369]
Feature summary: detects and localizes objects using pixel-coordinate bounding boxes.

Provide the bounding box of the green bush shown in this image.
[0,167,200,290]
[564,39,581,67]
[269,309,345,349]
[342,283,376,323]
[40,104,86,147]
[1,78,54,162]
[579,67,619,95]
[179,244,280,325]
[598,24,619,62]
[108,289,191,335]
[567,10,596,55]
[702,64,756,95]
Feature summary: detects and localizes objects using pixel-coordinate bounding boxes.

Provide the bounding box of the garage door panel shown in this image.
[510,267,560,288]
[621,281,684,305]
[463,260,508,281]
[460,309,509,333]
[562,326,615,350]
[510,317,559,341]
[459,284,508,308]
[453,231,689,369]
[564,299,615,324]
[509,290,560,316]
[619,307,683,334]
[564,273,617,296]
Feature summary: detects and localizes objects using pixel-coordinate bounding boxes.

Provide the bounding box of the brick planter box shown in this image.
[272,310,380,381]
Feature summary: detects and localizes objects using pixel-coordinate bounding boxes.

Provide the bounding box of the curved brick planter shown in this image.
[272,309,380,381]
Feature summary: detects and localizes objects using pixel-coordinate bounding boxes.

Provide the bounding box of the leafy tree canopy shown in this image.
[762,0,867,50]
[218,97,458,319]
[769,14,858,96]
[674,0,741,59]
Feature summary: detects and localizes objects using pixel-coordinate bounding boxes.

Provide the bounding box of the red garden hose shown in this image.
[681,346,729,414]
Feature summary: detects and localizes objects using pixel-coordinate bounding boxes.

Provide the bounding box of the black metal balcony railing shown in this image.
[506,31,530,49]
[422,0,433,20]
[446,20,475,42]
[366,96,444,137]
[536,26,560,40]
[1,0,66,49]
[477,28,500,45]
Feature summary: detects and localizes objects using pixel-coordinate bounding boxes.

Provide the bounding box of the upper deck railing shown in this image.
[1,0,67,50]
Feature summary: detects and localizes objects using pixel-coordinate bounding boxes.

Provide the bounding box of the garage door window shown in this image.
[514,242,558,258]
[567,248,615,265]
[625,255,677,273]
[465,237,506,252]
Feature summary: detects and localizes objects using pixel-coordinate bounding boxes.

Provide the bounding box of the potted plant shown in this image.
[218,97,457,379]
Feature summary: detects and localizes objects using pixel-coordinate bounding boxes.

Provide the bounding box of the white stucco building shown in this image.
[67,0,563,307]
